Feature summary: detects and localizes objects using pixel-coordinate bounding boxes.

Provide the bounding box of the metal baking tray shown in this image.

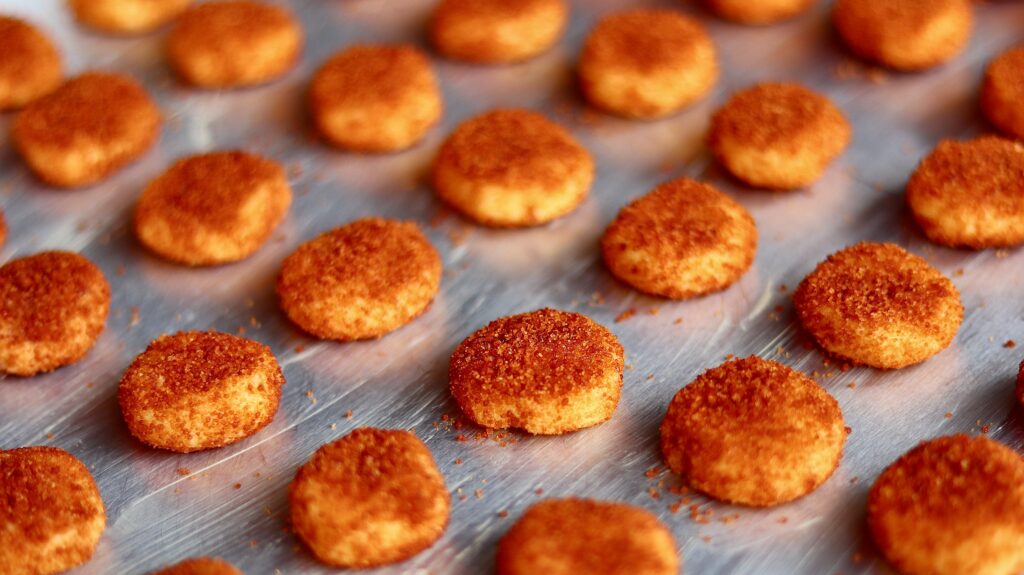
[1,0,1022,573]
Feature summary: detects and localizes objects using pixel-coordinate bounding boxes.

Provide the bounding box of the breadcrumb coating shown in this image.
[703,0,816,25]
[290,428,449,568]
[150,557,242,575]
[430,0,567,64]
[70,0,192,35]
[0,17,61,110]
[982,46,1024,141]
[869,435,1024,575]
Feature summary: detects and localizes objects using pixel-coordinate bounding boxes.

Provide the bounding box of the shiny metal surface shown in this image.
[1,1,1023,573]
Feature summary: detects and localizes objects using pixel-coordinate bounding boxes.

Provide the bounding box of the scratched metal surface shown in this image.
[1,0,1023,573]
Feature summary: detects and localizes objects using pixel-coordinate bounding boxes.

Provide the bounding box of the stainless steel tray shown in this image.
[1,1,1023,573]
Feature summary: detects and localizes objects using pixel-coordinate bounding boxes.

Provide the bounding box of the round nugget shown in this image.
[0,252,110,376]
[709,82,851,190]
[794,242,963,369]
[119,331,284,453]
[430,0,567,64]
[497,498,678,575]
[833,0,972,71]
[579,9,717,119]
[907,137,1024,249]
[167,1,302,88]
[0,447,106,575]
[869,435,1024,575]
[703,0,816,24]
[13,72,160,188]
[0,17,61,111]
[602,178,757,300]
[660,356,846,507]
[449,308,624,435]
[433,109,593,227]
[150,557,242,575]
[290,428,449,568]
[278,218,441,341]
[310,45,443,152]
[134,151,292,266]
[983,46,1024,141]
[70,0,192,35]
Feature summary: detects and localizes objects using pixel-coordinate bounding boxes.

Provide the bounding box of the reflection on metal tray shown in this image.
[1,0,1022,573]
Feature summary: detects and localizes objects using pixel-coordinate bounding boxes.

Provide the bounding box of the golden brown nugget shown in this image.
[579,9,717,119]
[450,309,625,435]
[660,356,846,507]
[0,17,61,110]
[150,557,242,575]
[13,72,160,188]
[0,252,110,376]
[983,46,1024,141]
[167,0,302,88]
[907,137,1024,249]
[119,331,284,453]
[278,218,442,341]
[709,82,851,190]
[310,45,443,152]
[833,0,972,71]
[134,151,292,265]
[434,109,593,227]
[70,0,192,35]
[869,435,1024,575]
[703,0,816,25]
[290,428,449,568]
[0,447,106,575]
[794,242,963,369]
[602,178,757,299]
[497,498,678,575]
[430,0,567,64]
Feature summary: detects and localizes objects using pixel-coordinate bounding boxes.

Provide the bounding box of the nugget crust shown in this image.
[0,447,106,575]
[602,178,757,299]
[907,137,1024,249]
[709,82,851,189]
[794,242,963,369]
[430,0,568,63]
[289,428,450,568]
[0,17,61,110]
[0,252,110,376]
[660,356,846,507]
[278,218,442,341]
[703,0,816,24]
[497,498,678,575]
[450,309,625,435]
[70,0,192,34]
[13,72,160,188]
[119,331,284,453]
[134,151,292,265]
[982,46,1024,141]
[869,435,1024,575]
[150,557,242,575]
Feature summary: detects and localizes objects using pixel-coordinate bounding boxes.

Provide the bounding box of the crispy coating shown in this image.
[13,72,161,188]
[497,498,678,575]
[0,447,106,575]
[450,309,625,435]
[602,178,757,299]
[289,428,450,568]
[134,151,292,266]
[907,137,1024,249]
[278,218,441,341]
[430,0,567,64]
[869,435,1024,575]
[0,252,110,376]
[150,557,242,575]
[70,0,192,35]
[119,331,284,453]
[833,0,972,71]
[709,82,851,190]
[794,242,962,369]
[703,0,816,25]
[660,356,846,507]
[579,9,717,119]
[983,46,1024,141]
[0,17,61,111]
[310,45,442,152]
[433,109,593,227]
[167,1,302,88]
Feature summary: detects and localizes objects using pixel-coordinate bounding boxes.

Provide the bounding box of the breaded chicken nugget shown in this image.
[0,17,61,110]
[430,0,567,64]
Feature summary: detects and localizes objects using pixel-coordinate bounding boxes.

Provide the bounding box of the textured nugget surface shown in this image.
[982,46,1024,141]
[703,0,816,25]
[430,0,567,63]
[70,0,191,34]
[0,17,61,110]
[149,557,242,575]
